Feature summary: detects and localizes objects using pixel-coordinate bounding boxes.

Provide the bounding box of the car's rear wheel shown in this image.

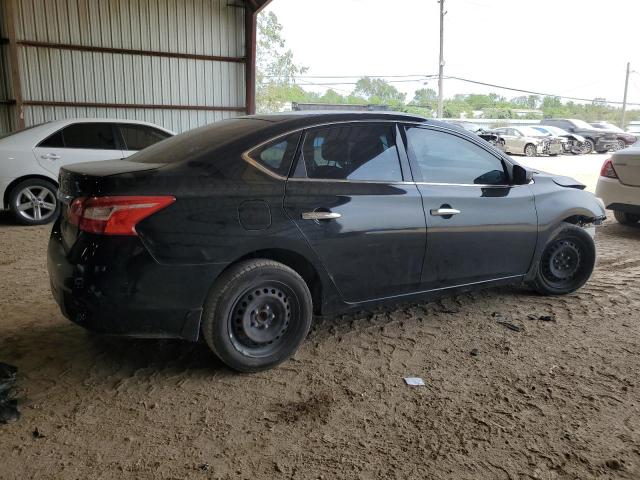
[613,210,640,226]
[524,143,537,157]
[8,178,59,226]
[201,259,313,372]
[582,139,595,154]
[529,223,596,295]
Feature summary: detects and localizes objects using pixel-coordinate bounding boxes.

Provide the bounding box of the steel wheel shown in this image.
[201,259,313,372]
[228,281,297,358]
[541,240,582,287]
[15,186,57,222]
[529,223,596,296]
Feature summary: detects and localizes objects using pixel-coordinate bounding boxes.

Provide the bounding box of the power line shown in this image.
[445,75,640,106]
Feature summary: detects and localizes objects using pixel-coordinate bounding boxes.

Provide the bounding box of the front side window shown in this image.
[120,124,171,150]
[39,123,118,150]
[406,127,508,185]
[249,132,301,177]
[297,124,402,181]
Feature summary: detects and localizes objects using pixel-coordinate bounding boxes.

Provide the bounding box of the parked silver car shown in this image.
[492,126,563,157]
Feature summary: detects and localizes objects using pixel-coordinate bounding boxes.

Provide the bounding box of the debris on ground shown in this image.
[527,314,557,322]
[32,428,45,439]
[496,321,523,332]
[0,362,19,425]
[403,377,425,386]
[470,348,479,357]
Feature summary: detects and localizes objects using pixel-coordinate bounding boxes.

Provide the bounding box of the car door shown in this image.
[118,123,172,157]
[495,128,516,153]
[403,125,538,289]
[33,122,123,175]
[283,122,427,303]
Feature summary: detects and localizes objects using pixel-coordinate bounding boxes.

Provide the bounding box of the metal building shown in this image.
[0,0,272,135]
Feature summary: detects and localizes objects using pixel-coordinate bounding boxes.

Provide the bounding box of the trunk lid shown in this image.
[58,160,165,249]
[611,147,640,186]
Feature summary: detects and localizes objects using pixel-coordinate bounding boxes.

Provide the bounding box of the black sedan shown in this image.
[48,112,606,372]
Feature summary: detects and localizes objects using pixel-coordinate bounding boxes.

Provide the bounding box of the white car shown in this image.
[0,118,174,225]
[595,147,640,225]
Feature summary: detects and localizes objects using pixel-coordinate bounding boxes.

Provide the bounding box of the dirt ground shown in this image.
[0,211,639,480]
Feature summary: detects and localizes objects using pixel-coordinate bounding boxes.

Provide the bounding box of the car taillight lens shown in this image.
[600,159,618,179]
[68,196,175,235]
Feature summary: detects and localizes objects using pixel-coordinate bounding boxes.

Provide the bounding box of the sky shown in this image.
[262,0,640,106]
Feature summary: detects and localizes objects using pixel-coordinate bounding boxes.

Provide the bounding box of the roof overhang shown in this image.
[246,0,273,13]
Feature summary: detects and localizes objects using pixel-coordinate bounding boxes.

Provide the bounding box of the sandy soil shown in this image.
[0,212,639,480]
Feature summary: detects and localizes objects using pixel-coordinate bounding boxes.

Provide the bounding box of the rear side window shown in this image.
[39,123,118,150]
[39,131,64,147]
[249,132,301,177]
[297,124,402,182]
[406,127,508,185]
[120,124,171,150]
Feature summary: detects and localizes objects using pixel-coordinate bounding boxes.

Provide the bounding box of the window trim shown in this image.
[117,123,172,151]
[36,122,120,150]
[243,120,420,183]
[243,119,519,186]
[401,124,513,187]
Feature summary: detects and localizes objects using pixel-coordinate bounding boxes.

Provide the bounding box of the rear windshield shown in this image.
[130,118,270,164]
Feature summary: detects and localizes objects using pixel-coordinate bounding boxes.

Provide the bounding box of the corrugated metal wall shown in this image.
[0,1,16,133]
[4,0,247,134]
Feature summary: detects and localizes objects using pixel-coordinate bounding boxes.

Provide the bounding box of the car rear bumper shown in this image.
[595,138,618,151]
[47,221,227,341]
[595,176,640,211]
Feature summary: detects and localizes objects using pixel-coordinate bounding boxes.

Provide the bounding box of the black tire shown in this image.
[524,143,537,157]
[8,178,59,226]
[616,140,626,151]
[613,210,640,226]
[528,223,596,295]
[201,259,313,372]
[596,150,608,154]
[582,139,595,154]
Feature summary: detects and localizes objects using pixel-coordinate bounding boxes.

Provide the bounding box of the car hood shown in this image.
[533,171,586,190]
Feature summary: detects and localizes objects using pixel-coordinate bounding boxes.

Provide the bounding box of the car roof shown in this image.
[0,118,174,148]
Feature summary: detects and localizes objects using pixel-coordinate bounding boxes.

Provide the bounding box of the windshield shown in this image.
[570,119,594,130]
[519,127,546,137]
[538,126,567,135]
[532,127,551,135]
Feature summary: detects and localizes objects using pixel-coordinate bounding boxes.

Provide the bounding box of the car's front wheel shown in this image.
[8,178,59,225]
[582,139,595,154]
[201,259,313,372]
[613,210,640,226]
[529,223,596,295]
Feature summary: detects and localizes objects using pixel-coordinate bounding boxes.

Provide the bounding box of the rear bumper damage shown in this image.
[47,221,227,341]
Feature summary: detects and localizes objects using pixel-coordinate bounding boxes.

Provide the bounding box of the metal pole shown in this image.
[437,0,445,118]
[621,62,630,128]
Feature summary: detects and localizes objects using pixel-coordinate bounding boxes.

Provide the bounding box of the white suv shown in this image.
[595,146,640,225]
[0,119,174,225]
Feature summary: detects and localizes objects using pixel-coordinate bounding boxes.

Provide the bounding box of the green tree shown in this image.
[256,11,308,113]
[353,77,406,105]
[412,88,437,108]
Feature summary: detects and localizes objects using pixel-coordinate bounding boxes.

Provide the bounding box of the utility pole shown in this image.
[621,62,630,128]
[437,0,445,119]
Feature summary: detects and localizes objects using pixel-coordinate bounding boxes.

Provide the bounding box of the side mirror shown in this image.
[512,164,533,185]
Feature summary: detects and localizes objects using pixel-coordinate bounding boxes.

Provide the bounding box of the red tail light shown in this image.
[68,196,175,235]
[600,159,618,179]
